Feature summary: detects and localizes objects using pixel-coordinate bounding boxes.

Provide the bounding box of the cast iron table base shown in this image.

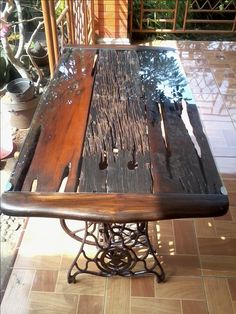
[60,219,165,283]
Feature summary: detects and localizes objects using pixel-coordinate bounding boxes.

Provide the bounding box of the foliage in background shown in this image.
[0,0,45,88]
[131,0,236,39]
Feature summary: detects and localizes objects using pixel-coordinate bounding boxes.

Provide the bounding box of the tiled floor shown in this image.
[1,40,236,314]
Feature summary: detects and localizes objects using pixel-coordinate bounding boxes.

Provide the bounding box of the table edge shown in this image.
[1,192,229,223]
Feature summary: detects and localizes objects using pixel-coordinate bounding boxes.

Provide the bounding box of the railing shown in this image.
[130,0,236,35]
[42,0,94,77]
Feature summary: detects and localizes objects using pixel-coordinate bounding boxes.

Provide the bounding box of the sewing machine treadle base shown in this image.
[60,220,165,283]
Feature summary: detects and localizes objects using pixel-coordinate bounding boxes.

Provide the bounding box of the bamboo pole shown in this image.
[48,0,59,65]
[173,0,178,31]
[66,0,73,44]
[83,0,88,45]
[41,0,55,77]
[66,0,75,44]
[183,0,189,31]
[90,0,95,44]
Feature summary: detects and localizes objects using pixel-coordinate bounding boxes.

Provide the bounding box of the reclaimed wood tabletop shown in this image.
[1,46,228,223]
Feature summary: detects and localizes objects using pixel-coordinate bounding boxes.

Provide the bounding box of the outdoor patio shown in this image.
[1,39,236,314]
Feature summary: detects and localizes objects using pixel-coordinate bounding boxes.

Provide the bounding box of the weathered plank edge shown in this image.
[1,192,228,223]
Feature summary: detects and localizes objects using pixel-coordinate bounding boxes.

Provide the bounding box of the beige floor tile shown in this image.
[55,271,106,295]
[153,220,174,237]
[187,72,219,94]
[231,206,236,220]
[228,279,236,301]
[14,253,62,270]
[162,254,201,277]
[182,300,208,314]
[77,295,104,314]
[155,276,205,300]
[216,157,236,175]
[131,298,181,314]
[214,221,236,238]
[194,218,216,238]
[105,277,130,314]
[201,255,236,277]
[152,235,176,255]
[131,277,155,297]
[229,193,236,205]
[198,237,236,256]
[233,302,236,314]
[28,291,78,314]
[14,218,63,270]
[204,277,234,314]
[1,269,35,314]
[32,270,58,292]
[202,121,236,157]
[174,220,198,255]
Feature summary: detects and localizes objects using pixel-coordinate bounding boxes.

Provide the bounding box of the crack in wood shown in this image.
[79,50,151,193]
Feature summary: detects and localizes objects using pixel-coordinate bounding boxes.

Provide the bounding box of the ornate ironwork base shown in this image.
[60,220,165,283]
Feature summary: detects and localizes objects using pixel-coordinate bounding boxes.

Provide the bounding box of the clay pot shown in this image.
[6,78,34,102]
[3,81,38,129]
[6,97,39,129]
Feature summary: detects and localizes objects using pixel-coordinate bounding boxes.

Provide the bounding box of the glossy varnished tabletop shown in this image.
[1,46,229,222]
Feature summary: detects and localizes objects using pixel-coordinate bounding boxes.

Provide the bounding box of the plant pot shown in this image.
[6,78,35,102]
[29,41,49,67]
[0,111,13,160]
[2,93,39,129]
[32,53,49,67]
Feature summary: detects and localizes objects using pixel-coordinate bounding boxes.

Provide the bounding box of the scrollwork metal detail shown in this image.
[60,219,165,283]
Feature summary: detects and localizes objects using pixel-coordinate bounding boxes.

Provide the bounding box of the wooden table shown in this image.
[1,46,228,283]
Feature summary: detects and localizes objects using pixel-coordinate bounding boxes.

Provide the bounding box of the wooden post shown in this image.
[183,0,189,31]
[83,0,88,44]
[129,0,133,35]
[48,0,59,65]
[70,0,75,44]
[140,0,143,31]
[90,0,95,44]
[173,0,178,31]
[66,0,73,44]
[41,0,55,77]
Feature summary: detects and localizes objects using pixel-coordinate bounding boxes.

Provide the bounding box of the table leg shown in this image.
[60,220,165,283]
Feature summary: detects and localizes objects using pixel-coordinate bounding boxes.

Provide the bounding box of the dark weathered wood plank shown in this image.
[187,104,223,193]
[1,192,228,223]
[79,50,152,193]
[138,49,212,194]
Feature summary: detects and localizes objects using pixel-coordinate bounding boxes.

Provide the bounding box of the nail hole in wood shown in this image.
[99,152,108,170]
[127,161,138,170]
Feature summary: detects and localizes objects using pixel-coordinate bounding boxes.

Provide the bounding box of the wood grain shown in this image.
[1,192,228,222]
[79,49,152,193]
[1,46,229,224]
[9,48,97,193]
